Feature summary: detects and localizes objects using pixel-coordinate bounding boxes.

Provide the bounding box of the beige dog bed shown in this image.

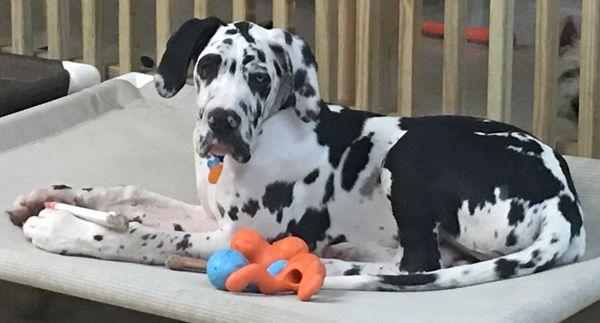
[1,74,599,322]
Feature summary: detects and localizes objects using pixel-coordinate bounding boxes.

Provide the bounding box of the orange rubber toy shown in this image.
[221,229,325,301]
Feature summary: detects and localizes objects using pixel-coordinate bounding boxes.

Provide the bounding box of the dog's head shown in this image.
[155,17,321,163]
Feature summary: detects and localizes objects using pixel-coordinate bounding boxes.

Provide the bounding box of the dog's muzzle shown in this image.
[199,108,251,163]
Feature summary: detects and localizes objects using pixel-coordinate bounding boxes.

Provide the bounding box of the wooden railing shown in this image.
[3,0,600,158]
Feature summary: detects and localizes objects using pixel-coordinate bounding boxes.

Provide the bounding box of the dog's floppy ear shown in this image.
[559,16,578,50]
[155,17,225,98]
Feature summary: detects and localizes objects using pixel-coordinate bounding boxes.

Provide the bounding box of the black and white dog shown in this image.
[6,17,585,291]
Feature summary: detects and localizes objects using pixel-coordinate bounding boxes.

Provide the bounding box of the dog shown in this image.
[558,16,581,120]
[6,17,585,291]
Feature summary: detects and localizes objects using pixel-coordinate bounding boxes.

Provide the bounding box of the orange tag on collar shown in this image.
[208,163,223,184]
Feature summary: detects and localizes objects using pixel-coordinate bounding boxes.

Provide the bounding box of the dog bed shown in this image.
[0,73,599,322]
[0,53,100,117]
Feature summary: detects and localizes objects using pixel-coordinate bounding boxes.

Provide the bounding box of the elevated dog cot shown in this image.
[0,75,599,322]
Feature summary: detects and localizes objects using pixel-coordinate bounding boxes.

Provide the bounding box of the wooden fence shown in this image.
[3,0,600,158]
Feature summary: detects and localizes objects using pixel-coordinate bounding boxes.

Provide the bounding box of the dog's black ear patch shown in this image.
[155,17,225,98]
[560,16,578,49]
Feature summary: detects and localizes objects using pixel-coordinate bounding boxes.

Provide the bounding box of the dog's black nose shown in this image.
[207,108,241,137]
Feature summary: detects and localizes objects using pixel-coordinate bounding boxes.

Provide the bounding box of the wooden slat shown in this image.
[10,0,32,55]
[532,0,559,145]
[578,0,600,158]
[194,0,209,18]
[272,0,293,30]
[118,0,134,74]
[156,0,172,64]
[397,0,422,117]
[232,0,254,21]
[337,0,356,106]
[46,0,69,59]
[442,0,467,115]
[315,0,337,102]
[82,0,104,77]
[486,0,514,122]
[355,0,374,109]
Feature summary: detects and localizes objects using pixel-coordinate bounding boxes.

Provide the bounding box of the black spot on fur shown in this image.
[150,234,157,240]
[93,235,103,241]
[225,28,237,35]
[285,208,331,250]
[328,234,347,245]
[82,187,93,192]
[173,223,184,232]
[217,203,225,218]
[343,265,362,276]
[558,195,583,239]
[229,60,237,74]
[119,245,124,249]
[234,22,255,43]
[314,104,379,168]
[256,49,266,62]
[303,169,320,184]
[301,43,317,69]
[495,258,519,278]
[533,254,558,273]
[280,93,296,110]
[157,241,164,248]
[323,174,334,204]
[242,55,255,65]
[222,38,232,45]
[341,134,374,191]
[196,54,222,85]
[176,234,192,251]
[141,242,147,246]
[228,206,239,221]
[284,31,293,45]
[242,199,260,217]
[550,237,559,244]
[507,200,525,225]
[559,68,580,83]
[52,184,71,190]
[141,234,151,240]
[129,228,137,234]
[132,216,143,224]
[262,182,294,223]
[379,273,438,288]
[505,230,518,246]
[273,61,282,76]
[293,69,315,97]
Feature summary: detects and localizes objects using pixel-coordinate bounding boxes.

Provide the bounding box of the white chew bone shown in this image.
[44,201,129,232]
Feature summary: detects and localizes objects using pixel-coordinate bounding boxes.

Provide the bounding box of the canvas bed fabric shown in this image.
[0,74,599,323]
[0,53,99,117]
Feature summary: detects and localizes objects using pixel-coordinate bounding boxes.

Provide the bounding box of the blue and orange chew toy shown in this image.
[206,229,326,301]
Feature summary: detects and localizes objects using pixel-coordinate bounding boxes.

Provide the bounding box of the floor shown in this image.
[0,0,592,322]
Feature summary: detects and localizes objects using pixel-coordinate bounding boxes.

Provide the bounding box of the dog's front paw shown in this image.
[22,209,96,255]
[5,185,76,226]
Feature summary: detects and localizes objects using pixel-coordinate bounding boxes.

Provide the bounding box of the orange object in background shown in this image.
[422,20,517,45]
[225,229,325,301]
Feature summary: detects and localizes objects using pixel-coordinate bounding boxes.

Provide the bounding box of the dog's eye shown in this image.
[250,73,269,84]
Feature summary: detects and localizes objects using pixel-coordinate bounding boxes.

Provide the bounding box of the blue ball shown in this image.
[207,249,249,290]
[267,259,288,276]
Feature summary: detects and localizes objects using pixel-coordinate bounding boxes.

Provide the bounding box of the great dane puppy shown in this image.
[6,17,585,291]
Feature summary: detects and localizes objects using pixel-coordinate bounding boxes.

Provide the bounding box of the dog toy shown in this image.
[43,201,129,232]
[206,229,325,301]
[422,20,517,45]
[207,155,223,184]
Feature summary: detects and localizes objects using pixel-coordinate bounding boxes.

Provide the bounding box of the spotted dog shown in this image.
[6,17,585,291]
[558,16,581,120]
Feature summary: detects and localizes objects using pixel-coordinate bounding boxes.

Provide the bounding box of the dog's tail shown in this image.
[323,208,582,291]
